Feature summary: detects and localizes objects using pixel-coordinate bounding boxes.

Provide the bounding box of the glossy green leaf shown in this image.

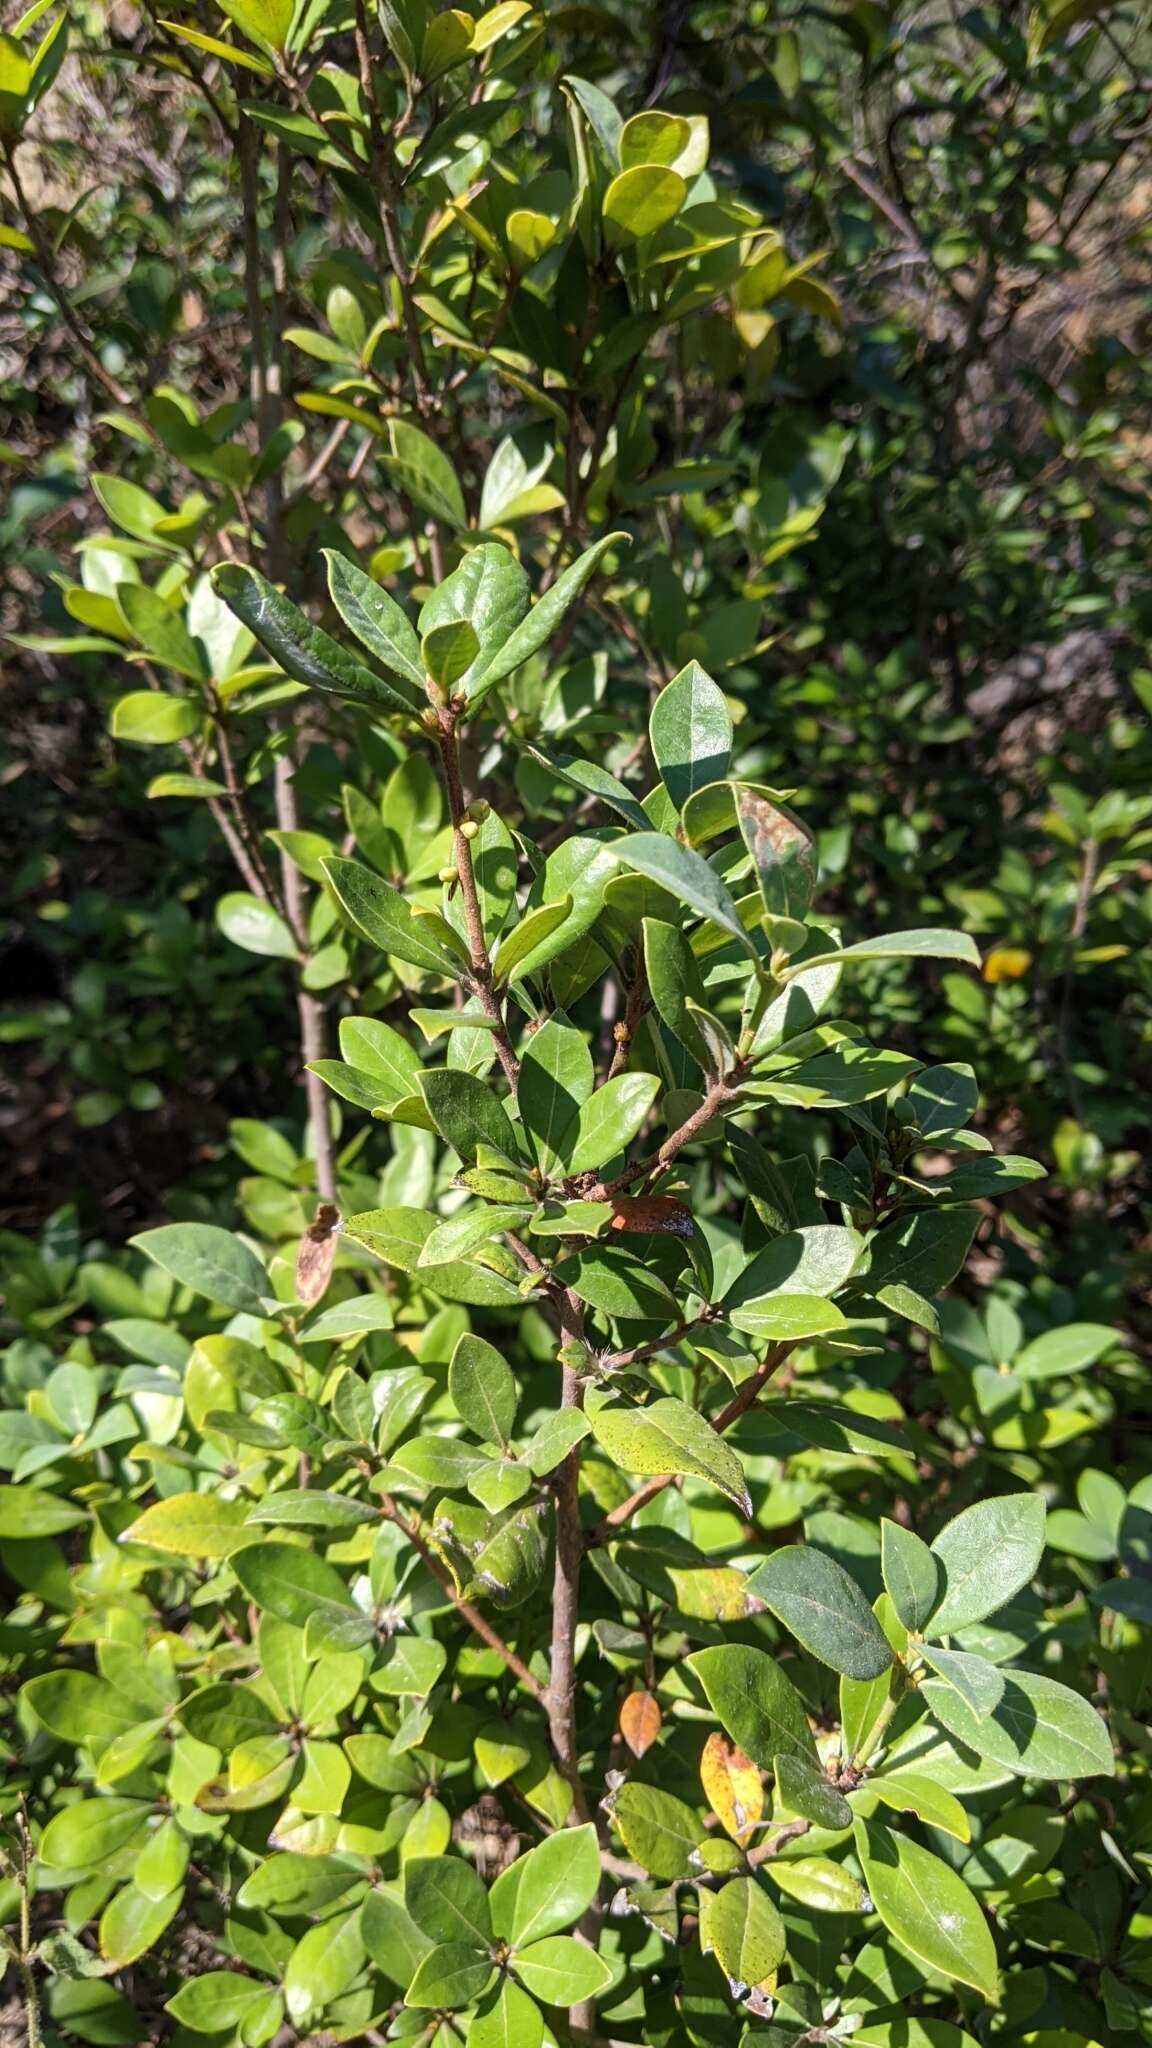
[449,1332,517,1445]
[512,1935,613,2005]
[123,1491,257,1557]
[745,1546,894,1679]
[707,1876,787,1984]
[923,1667,1114,1778]
[881,1520,941,1633]
[323,549,424,690]
[927,1494,1047,1636]
[590,1396,750,1512]
[649,660,732,812]
[490,1823,600,1945]
[612,833,757,960]
[611,1782,702,1879]
[855,1820,999,1999]
[687,1645,818,1769]
[567,1071,660,1173]
[212,562,421,716]
[130,1223,267,1312]
[323,856,463,974]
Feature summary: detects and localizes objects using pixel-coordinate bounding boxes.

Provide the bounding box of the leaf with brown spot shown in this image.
[700,1730,763,1846]
[734,783,816,921]
[619,1690,662,1758]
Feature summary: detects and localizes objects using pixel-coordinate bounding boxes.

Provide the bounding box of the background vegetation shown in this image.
[1,0,1149,2044]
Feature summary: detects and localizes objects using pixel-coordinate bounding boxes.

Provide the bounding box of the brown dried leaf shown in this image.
[295,1201,341,1303]
[619,1689,662,1758]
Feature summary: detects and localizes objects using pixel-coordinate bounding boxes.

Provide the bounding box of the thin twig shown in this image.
[380,1497,545,1701]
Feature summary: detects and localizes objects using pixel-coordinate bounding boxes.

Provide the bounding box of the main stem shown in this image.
[547,1289,591,1825]
[239,120,336,1201]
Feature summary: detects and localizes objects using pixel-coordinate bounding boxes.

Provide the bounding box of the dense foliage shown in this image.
[1,3,1149,2047]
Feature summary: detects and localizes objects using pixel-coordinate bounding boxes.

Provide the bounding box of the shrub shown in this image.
[1,2,1147,2045]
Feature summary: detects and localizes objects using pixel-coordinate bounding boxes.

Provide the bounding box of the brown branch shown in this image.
[239,122,337,1202]
[546,1289,592,1826]
[380,1497,545,1701]
[590,1076,738,1202]
[352,0,432,414]
[584,1342,791,1548]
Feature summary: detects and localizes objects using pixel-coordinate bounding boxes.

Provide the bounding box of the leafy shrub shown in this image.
[1,2,1149,2045]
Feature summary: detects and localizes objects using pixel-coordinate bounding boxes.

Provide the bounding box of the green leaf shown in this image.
[419,1203,531,1267]
[767,1855,865,1915]
[0,1485,87,1537]
[926,1494,1047,1636]
[216,891,299,959]
[109,689,201,745]
[421,1068,522,1165]
[643,916,713,1068]
[604,164,687,241]
[384,418,468,529]
[906,1063,979,1138]
[866,1771,971,1842]
[567,1071,660,1173]
[166,1972,272,2031]
[855,1820,999,1999]
[773,1754,852,1830]
[218,0,293,52]
[322,549,424,690]
[728,1294,848,1343]
[649,660,732,812]
[1013,1323,1118,1380]
[423,618,481,690]
[745,1546,894,1679]
[611,1782,702,1879]
[612,833,758,960]
[406,1855,493,1945]
[470,1978,544,2048]
[517,1013,594,1172]
[796,929,981,972]
[212,562,421,716]
[40,1799,151,1873]
[130,1222,267,1312]
[123,1491,257,1558]
[246,1489,378,1529]
[881,1520,941,1633]
[419,543,530,698]
[923,1667,1114,1779]
[323,856,463,974]
[466,533,627,708]
[283,1909,367,2025]
[490,1823,601,1945]
[116,582,207,680]
[686,1645,818,1770]
[406,1942,495,2010]
[23,1672,142,1748]
[232,1541,355,1629]
[531,750,650,830]
[554,1247,678,1322]
[99,1883,181,1969]
[493,897,575,984]
[706,1876,786,1986]
[512,1936,613,2006]
[90,473,170,542]
[591,1396,750,1513]
[865,1209,978,1298]
[725,1225,863,1309]
[449,1332,517,1445]
[919,1644,1005,1719]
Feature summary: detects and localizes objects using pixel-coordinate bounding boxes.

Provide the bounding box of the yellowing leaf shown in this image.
[700,1730,763,1846]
